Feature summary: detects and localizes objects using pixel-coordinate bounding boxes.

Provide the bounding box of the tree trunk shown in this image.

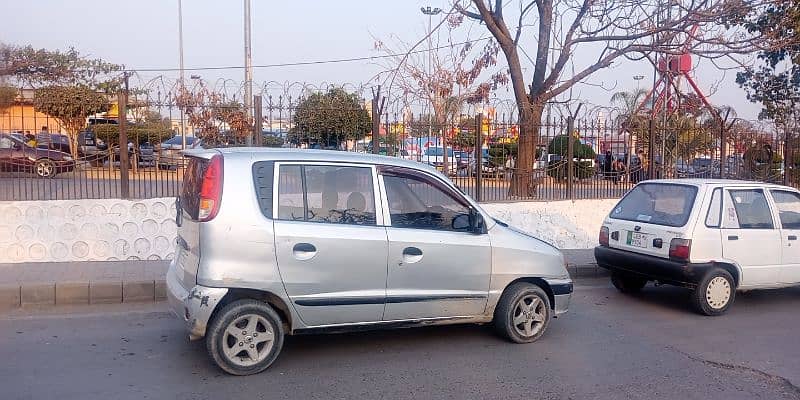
[509,104,544,198]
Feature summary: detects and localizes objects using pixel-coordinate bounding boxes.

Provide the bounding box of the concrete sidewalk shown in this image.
[0,249,602,310]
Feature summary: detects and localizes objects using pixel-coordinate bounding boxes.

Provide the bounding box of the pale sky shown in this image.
[2,0,764,121]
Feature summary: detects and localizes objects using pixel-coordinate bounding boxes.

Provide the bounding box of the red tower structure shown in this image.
[634,24,717,118]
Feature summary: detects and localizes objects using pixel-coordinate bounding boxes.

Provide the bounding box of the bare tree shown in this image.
[374,13,507,173]
[457,0,787,196]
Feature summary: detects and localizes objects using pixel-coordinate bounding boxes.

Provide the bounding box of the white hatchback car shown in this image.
[596,179,800,315]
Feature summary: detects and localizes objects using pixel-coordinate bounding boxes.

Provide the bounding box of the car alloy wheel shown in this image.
[35,159,55,178]
[512,294,547,338]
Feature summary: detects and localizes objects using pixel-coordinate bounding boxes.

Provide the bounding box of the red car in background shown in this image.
[0,133,75,178]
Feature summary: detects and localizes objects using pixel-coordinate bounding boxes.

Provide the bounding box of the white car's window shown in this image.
[705,188,722,227]
[277,165,376,226]
[770,190,800,229]
[382,171,471,232]
[609,183,697,227]
[727,189,774,229]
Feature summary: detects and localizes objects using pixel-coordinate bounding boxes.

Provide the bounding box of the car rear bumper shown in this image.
[166,260,228,340]
[594,246,714,287]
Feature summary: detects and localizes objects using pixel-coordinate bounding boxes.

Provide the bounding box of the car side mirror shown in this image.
[470,208,485,235]
[452,213,471,231]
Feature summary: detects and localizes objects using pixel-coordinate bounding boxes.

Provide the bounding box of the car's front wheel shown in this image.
[494,282,551,343]
[610,271,648,293]
[34,158,56,178]
[692,268,735,316]
[206,299,285,375]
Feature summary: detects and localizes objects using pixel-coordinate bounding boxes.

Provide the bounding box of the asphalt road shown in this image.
[2,280,799,400]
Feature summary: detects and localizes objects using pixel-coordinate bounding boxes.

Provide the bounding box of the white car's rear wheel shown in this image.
[692,269,735,316]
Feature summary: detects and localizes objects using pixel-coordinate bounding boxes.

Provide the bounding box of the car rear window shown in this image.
[180,156,211,221]
[610,183,698,227]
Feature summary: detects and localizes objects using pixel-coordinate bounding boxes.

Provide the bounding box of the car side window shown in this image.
[382,171,472,232]
[770,190,800,229]
[727,189,774,229]
[705,188,722,227]
[277,164,376,226]
[0,136,13,149]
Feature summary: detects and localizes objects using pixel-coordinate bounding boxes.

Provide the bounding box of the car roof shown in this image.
[639,178,795,190]
[193,147,442,173]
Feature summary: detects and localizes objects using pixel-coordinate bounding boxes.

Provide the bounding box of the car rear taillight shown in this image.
[198,154,223,222]
[669,238,692,261]
[599,226,609,246]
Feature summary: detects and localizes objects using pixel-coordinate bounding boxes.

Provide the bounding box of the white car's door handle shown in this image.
[789,236,797,241]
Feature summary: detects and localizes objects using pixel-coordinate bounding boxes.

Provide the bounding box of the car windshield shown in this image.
[609,183,698,227]
[164,136,197,145]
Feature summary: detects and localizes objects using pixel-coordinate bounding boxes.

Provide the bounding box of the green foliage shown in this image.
[487,143,518,166]
[289,88,371,146]
[33,85,109,132]
[1,44,122,90]
[0,84,16,111]
[450,129,476,148]
[547,160,595,180]
[262,135,285,148]
[547,134,595,159]
[91,117,173,147]
[735,0,800,122]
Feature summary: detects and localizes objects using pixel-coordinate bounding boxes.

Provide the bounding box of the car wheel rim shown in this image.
[37,162,53,177]
[222,314,275,367]
[706,276,731,309]
[512,294,547,338]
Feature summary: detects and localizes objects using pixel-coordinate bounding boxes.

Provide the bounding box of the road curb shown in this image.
[0,262,604,312]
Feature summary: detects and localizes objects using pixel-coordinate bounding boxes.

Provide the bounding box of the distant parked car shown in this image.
[157,136,203,169]
[36,133,71,154]
[0,133,74,178]
[77,131,109,166]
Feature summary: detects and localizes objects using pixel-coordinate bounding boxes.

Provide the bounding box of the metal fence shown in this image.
[1,83,795,202]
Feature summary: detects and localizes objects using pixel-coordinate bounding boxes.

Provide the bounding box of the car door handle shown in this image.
[400,247,423,265]
[292,243,317,261]
[727,235,738,241]
[789,236,797,241]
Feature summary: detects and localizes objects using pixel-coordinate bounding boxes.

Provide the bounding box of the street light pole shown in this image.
[420,6,442,171]
[244,0,254,146]
[178,0,187,150]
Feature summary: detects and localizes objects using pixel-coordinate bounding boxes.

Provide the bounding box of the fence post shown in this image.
[253,95,263,146]
[567,116,574,200]
[647,119,656,180]
[475,113,483,202]
[719,121,726,179]
[119,73,130,199]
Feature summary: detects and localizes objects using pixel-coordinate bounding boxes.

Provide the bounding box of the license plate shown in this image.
[626,231,648,248]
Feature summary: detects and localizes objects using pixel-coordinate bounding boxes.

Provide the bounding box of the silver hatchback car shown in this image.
[167,148,572,375]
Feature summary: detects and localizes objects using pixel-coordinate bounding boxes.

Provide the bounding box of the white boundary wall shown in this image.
[0,198,616,263]
[0,199,178,263]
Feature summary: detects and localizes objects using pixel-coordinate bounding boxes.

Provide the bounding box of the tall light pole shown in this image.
[420,6,442,170]
[178,0,187,150]
[244,0,254,146]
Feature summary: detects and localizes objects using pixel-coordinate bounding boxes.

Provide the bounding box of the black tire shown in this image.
[206,299,285,376]
[34,158,56,178]
[494,282,552,344]
[692,268,735,316]
[610,271,648,294]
